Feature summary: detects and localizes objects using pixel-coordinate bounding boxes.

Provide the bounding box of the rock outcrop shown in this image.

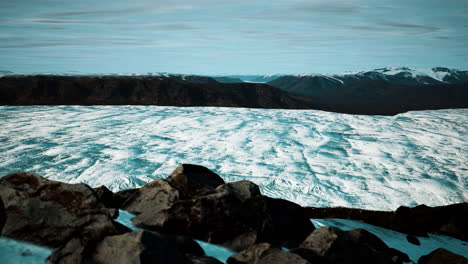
[0,166,466,264]
[0,197,5,234]
[227,243,314,264]
[304,203,468,241]
[48,230,215,264]
[0,172,128,248]
[300,227,409,264]
[418,248,468,264]
[120,164,314,251]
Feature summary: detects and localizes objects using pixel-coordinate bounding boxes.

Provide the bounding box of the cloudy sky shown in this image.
[1,0,467,74]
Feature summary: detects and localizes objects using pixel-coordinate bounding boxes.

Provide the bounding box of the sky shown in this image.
[0,0,467,75]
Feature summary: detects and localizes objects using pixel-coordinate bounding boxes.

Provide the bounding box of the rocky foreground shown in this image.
[0,164,467,263]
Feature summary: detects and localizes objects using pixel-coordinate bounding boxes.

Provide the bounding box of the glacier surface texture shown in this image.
[0,106,466,210]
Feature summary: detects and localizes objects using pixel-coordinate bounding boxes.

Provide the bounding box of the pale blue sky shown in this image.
[0,0,467,74]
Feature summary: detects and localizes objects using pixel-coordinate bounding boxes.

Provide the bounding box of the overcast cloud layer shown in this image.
[1,0,467,74]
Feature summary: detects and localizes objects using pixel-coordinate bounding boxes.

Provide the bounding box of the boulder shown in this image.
[93,185,117,208]
[166,164,225,198]
[48,230,203,264]
[132,190,244,245]
[239,195,315,248]
[0,197,5,234]
[418,248,468,264]
[191,256,224,264]
[0,172,128,248]
[300,226,408,264]
[257,248,310,264]
[121,179,180,215]
[227,243,273,264]
[113,188,139,208]
[407,235,420,245]
[289,248,330,264]
[304,203,468,241]
[227,243,312,264]
[131,191,314,251]
[215,180,261,202]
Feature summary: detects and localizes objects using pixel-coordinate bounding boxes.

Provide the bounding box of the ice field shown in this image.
[1,105,466,210]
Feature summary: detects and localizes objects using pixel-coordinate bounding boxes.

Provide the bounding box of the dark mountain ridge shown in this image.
[0,75,313,110]
[1,68,467,115]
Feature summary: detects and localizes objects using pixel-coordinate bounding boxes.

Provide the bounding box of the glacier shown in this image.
[0,105,467,211]
[1,105,467,263]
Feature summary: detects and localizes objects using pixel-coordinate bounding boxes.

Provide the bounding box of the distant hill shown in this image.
[0,75,312,110]
[267,67,468,114]
[1,67,466,115]
[212,76,244,83]
[222,75,284,83]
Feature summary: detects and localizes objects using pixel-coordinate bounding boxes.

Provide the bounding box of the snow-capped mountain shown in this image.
[337,67,468,85]
[217,74,285,83]
[265,67,468,114]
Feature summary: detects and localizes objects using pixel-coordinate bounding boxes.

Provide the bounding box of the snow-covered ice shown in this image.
[1,106,466,210]
[0,105,467,263]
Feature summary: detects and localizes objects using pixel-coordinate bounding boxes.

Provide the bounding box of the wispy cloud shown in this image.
[379,21,440,33]
[290,2,364,14]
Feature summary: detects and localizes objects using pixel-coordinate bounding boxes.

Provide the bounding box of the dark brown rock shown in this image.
[191,256,224,264]
[121,179,180,215]
[227,243,273,264]
[0,197,5,234]
[131,191,314,251]
[300,226,408,264]
[222,231,258,252]
[132,190,244,245]
[240,195,315,248]
[227,243,312,264]
[0,172,128,248]
[304,203,468,241]
[48,230,198,264]
[166,164,225,198]
[257,248,310,264]
[216,180,261,202]
[113,188,138,208]
[407,235,420,245]
[289,248,330,264]
[93,185,117,208]
[418,248,468,264]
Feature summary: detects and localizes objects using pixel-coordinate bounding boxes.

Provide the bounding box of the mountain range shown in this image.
[1,67,467,115]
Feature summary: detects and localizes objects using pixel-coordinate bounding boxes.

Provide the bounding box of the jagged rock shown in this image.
[0,197,5,234]
[166,164,225,198]
[216,180,261,202]
[222,231,258,252]
[240,195,315,248]
[256,248,310,264]
[300,226,409,264]
[94,185,117,208]
[407,235,420,245]
[132,190,314,251]
[0,172,128,248]
[227,243,273,264]
[191,256,224,264]
[418,248,468,264]
[48,230,204,264]
[227,243,312,264]
[289,248,330,264]
[304,203,468,241]
[132,190,243,245]
[121,179,180,215]
[113,188,138,208]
